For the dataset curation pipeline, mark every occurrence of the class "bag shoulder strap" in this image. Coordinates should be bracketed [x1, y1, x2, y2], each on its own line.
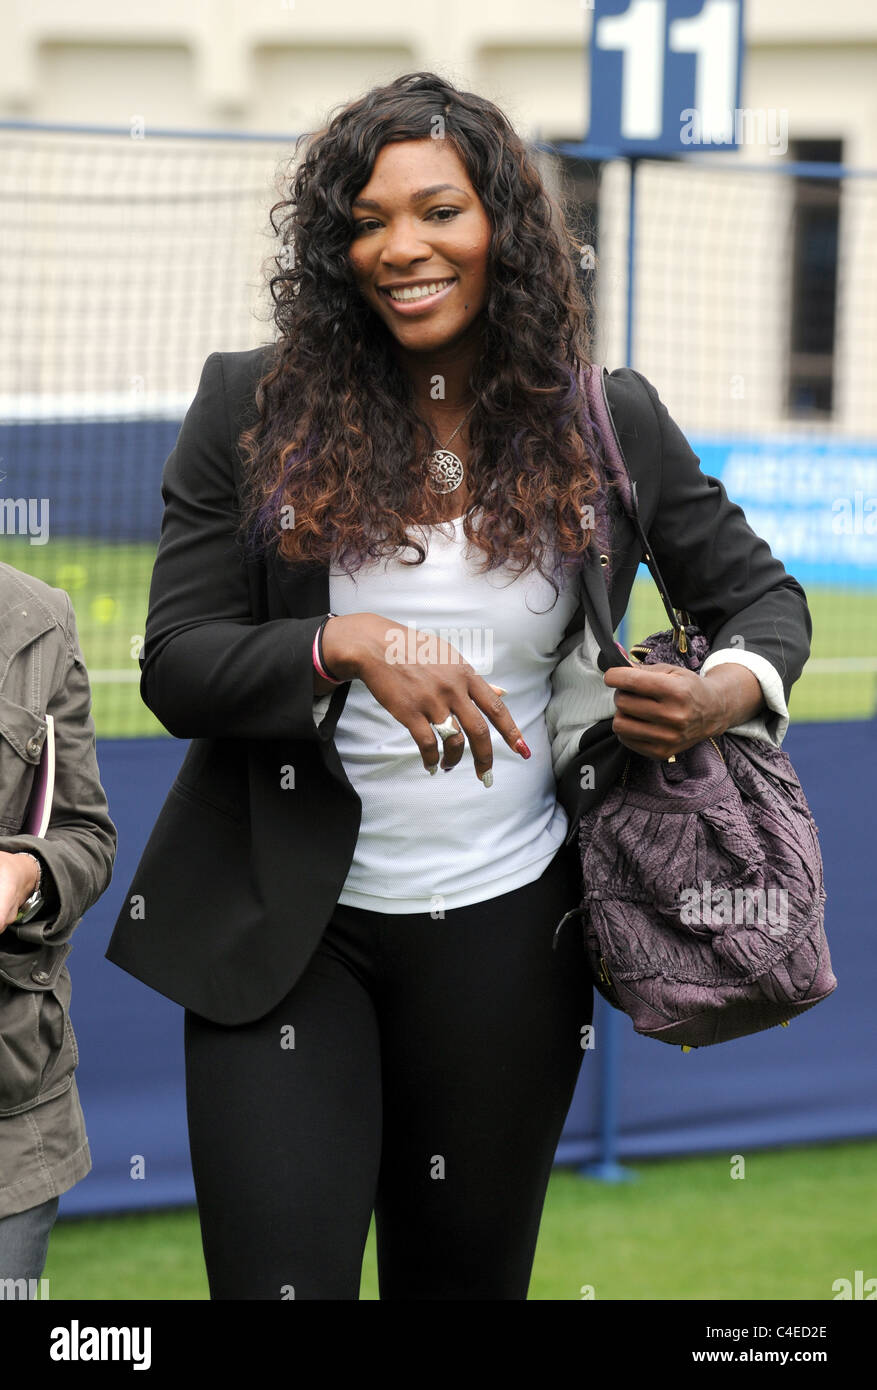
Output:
[580, 364, 688, 655]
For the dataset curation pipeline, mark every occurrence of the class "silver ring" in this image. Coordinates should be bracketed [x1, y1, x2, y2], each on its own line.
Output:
[433, 716, 460, 742]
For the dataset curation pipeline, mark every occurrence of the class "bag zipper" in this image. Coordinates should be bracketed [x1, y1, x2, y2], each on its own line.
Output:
[708, 736, 726, 764]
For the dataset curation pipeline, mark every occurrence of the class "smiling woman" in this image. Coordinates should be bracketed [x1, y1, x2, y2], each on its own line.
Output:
[236, 72, 604, 573]
[349, 149, 490, 343]
[346, 141, 492, 523]
[108, 69, 812, 1303]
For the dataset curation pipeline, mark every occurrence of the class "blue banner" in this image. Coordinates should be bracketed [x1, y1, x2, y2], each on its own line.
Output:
[692, 436, 877, 588]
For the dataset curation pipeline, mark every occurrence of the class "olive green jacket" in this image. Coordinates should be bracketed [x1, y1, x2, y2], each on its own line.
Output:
[0, 561, 116, 1219]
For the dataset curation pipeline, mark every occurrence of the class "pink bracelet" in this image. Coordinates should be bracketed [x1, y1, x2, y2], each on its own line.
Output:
[313, 619, 343, 685]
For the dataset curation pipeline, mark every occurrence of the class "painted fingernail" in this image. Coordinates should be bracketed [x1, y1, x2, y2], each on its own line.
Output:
[515, 738, 531, 759]
[489, 684, 508, 695]
[480, 770, 494, 787]
[427, 763, 438, 775]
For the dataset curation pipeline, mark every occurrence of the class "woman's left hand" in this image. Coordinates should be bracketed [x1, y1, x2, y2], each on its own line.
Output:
[603, 662, 764, 761]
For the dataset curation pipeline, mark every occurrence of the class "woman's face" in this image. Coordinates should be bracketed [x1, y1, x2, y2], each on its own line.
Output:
[348, 138, 491, 356]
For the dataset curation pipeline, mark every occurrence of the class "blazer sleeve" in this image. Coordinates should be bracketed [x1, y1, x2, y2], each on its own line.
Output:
[628, 368, 812, 709]
[139, 351, 339, 742]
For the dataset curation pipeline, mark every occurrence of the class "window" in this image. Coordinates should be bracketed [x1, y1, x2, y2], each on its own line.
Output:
[787, 138, 842, 418]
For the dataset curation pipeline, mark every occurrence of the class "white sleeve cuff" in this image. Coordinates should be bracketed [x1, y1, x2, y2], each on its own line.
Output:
[313, 692, 333, 728]
[699, 648, 790, 747]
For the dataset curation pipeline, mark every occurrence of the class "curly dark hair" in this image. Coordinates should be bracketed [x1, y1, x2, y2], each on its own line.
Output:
[236, 70, 612, 598]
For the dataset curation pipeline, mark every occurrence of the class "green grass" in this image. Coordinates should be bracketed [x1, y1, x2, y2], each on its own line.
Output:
[40, 1139, 877, 1300]
[0, 540, 159, 738]
[2, 539, 875, 735]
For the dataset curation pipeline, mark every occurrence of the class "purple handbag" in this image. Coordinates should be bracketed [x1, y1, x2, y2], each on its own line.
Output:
[553, 367, 836, 1048]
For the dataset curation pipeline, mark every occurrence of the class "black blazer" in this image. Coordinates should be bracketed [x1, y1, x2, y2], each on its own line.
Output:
[105, 347, 812, 1024]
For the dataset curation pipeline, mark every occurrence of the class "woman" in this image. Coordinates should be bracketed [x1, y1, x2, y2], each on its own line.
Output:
[106, 71, 810, 1300]
[0, 562, 116, 1293]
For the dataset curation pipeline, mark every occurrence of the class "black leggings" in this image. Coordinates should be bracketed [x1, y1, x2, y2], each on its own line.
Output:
[183, 842, 591, 1300]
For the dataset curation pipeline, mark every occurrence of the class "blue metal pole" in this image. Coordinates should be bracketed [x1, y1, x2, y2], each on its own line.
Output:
[624, 158, 638, 370]
[579, 156, 639, 1185]
[616, 153, 639, 653]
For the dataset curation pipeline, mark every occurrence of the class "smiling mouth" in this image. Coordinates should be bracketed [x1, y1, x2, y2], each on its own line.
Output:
[380, 278, 457, 304]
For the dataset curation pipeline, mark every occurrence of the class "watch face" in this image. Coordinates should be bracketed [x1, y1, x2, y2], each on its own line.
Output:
[15, 890, 43, 923]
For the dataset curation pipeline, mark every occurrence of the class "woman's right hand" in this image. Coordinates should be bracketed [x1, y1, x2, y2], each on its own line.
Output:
[321, 613, 531, 781]
[0, 851, 40, 932]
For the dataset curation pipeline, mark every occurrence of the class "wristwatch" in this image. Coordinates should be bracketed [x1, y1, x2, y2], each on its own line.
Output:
[13, 852, 44, 924]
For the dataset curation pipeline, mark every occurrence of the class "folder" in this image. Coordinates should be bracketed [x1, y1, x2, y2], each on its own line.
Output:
[20, 713, 55, 837]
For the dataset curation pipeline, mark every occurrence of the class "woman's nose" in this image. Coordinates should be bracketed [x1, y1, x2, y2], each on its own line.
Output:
[379, 217, 432, 268]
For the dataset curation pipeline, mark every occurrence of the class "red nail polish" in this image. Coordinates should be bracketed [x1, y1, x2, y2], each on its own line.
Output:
[515, 738, 531, 759]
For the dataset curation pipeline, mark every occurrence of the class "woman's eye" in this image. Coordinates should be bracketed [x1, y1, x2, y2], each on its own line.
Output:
[353, 207, 461, 235]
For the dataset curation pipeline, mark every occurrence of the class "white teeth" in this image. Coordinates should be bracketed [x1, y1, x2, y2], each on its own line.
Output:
[387, 279, 453, 302]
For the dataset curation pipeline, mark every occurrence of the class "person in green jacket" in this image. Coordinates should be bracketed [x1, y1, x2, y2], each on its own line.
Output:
[0, 561, 116, 1297]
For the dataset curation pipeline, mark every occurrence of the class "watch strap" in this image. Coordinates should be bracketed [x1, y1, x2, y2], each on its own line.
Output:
[13, 853, 44, 924]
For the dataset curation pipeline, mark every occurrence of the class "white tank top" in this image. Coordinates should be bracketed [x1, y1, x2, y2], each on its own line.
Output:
[328, 511, 580, 913]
